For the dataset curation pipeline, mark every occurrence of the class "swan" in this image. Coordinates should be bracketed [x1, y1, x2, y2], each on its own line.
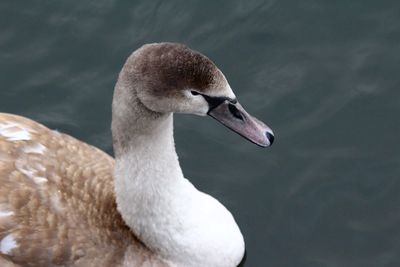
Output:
[0, 42, 274, 267]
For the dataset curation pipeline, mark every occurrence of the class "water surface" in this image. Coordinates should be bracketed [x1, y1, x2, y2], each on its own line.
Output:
[1, 1, 399, 266]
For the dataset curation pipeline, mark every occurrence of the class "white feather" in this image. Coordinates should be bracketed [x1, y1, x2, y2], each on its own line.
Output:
[22, 143, 46, 154]
[0, 122, 32, 141]
[0, 234, 17, 254]
[115, 114, 244, 267]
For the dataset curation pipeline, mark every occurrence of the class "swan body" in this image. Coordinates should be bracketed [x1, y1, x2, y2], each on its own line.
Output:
[0, 43, 274, 266]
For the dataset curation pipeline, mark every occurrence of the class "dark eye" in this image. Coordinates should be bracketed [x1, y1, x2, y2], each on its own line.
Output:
[191, 90, 200, 96]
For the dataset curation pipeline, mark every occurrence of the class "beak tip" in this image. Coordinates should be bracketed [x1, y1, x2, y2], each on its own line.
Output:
[266, 131, 274, 146]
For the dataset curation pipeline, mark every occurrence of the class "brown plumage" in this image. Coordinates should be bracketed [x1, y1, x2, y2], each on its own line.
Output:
[0, 113, 168, 266]
[132, 43, 222, 93]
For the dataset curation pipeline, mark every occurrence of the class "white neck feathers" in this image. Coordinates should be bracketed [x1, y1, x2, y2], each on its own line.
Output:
[112, 73, 244, 267]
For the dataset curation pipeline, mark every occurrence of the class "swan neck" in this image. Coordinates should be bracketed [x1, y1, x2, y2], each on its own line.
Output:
[110, 67, 244, 267]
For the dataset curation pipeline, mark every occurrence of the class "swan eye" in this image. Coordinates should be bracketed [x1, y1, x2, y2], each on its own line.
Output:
[190, 90, 200, 96]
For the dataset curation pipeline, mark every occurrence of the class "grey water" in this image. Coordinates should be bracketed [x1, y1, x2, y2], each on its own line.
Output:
[1, 1, 399, 266]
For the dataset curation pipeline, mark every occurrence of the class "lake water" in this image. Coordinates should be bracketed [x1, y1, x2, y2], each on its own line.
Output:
[1, 1, 399, 266]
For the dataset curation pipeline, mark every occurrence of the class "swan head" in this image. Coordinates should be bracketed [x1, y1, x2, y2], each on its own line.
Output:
[124, 42, 274, 147]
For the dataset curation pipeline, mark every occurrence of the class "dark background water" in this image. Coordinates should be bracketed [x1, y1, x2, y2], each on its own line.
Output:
[1, 1, 399, 266]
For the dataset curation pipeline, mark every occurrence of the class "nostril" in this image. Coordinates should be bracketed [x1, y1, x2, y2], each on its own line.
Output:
[228, 103, 244, 121]
[266, 132, 274, 145]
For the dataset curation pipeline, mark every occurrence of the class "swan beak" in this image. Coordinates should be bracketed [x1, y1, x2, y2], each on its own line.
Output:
[207, 100, 274, 147]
